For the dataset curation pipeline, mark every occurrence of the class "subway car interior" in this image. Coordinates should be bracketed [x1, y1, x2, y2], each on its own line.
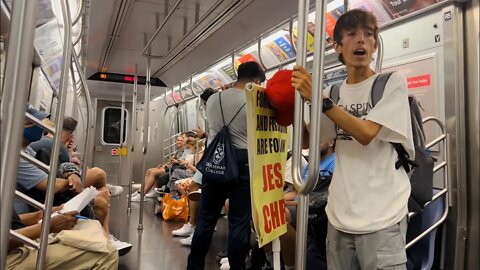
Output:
[0, 0, 479, 269]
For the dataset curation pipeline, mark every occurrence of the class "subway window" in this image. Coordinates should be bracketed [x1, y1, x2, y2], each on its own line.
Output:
[102, 107, 128, 145]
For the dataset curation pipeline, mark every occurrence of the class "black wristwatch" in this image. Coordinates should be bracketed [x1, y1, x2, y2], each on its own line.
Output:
[322, 97, 334, 113]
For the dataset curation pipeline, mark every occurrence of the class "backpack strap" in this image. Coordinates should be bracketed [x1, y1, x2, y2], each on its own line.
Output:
[219, 92, 226, 126]
[370, 72, 394, 107]
[392, 143, 417, 172]
[219, 92, 246, 127]
[330, 84, 340, 104]
[227, 103, 246, 127]
[370, 72, 417, 173]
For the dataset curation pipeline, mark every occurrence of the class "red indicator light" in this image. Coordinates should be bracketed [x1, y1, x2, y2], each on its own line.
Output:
[124, 76, 134, 82]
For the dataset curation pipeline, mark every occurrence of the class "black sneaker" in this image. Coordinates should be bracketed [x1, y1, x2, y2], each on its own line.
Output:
[154, 185, 169, 195]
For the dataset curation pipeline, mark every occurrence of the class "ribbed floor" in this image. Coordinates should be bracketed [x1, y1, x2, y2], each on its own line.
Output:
[109, 193, 228, 270]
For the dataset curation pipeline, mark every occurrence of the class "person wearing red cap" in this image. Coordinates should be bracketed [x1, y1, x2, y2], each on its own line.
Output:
[187, 61, 266, 270]
[291, 9, 413, 270]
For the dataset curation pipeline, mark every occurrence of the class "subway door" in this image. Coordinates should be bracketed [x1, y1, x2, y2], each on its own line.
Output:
[93, 99, 132, 186]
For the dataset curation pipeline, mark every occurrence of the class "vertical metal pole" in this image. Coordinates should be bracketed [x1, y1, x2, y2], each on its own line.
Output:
[291, 1, 309, 269]
[119, 86, 126, 185]
[0, 1, 38, 268]
[127, 64, 138, 213]
[36, 0, 72, 268]
[72, 53, 93, 182]
[70, 65, 78, 119]
[375, 35, 384, 73]
[292, 0, 328, 268]
[139, 33, 151, 230]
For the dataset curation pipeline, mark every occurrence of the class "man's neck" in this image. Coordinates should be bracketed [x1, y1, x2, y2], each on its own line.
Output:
[345, 66, 375, 84]
[232, 81, 248, 90]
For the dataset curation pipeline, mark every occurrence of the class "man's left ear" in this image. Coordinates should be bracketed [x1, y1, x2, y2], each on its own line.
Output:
[333, 41, 342, 54]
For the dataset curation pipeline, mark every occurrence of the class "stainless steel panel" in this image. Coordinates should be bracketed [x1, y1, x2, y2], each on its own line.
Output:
[464, 0, 480, 269]
[441, 4, 468, 270]
[93, 99, 132, 186]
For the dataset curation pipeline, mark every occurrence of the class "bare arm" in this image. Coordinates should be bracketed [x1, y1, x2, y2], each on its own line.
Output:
[324, 105, 381, 145]
[35, 178, 70, 193]
[292, 65, 381, 146]
[9, 211, 78, 251]
[18, 211, 42, 226]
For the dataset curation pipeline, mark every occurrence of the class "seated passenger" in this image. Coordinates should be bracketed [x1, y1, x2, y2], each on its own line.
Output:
[166, 137, 203, 192]
[29, 117, 123, 197]
[16, 105, 132, 255]
[7, 206, 118, 269]
[130, 132, 188, 201]
[277, 141, 335, 270]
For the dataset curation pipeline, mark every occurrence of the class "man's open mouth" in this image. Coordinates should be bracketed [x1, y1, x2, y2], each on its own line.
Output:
[353, 49, 367, 56]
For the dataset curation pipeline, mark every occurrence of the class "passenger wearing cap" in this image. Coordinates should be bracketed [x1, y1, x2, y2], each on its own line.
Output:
[6, 110, 119, 269]
[29, 116, 78, 164]
[15, 104, 132, 256]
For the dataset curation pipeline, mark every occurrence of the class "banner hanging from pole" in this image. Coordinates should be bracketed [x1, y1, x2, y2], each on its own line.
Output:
[245, 83, 289, 247]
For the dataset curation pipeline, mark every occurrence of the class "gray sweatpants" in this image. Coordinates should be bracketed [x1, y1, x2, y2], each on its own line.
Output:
[327, 217, 408, 270]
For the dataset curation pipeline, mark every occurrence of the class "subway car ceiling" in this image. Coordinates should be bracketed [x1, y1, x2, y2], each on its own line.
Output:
[85, 0, 301, 88]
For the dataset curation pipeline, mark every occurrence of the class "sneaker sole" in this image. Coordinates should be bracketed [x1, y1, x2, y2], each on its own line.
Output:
[172, 232, 193, 237]
[118, 245, 132, 256]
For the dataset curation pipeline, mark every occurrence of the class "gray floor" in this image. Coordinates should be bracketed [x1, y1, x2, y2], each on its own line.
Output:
[108, 194, 228, 270]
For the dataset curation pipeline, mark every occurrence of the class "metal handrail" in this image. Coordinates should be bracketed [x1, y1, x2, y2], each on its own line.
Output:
[36, 0, 73, 268]
[375, 35, 384, 73]
[119, 87, 126, 185]
[0, 1, 39, 267]
[25, 112, 56, 135]
[140, 0, 183, 57]
[15, 190, 45, 211]
[127, 64, 138, 213]
[406, 117, 449, 250]
[144, 0, 225, 60]
[20, 152, 50, 172]
[139, 33, 152, 229]
[72, 51, 94, 181]
[71, 0, 84, 25]
[70, 63, 79, 120]
[10, 230, 40, 249]
[293, 0, 327, 268]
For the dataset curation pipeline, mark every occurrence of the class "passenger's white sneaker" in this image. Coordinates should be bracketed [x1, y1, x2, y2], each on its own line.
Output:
[220, 257, 229, 265]
[106, 184, 124, 197]
[172, 222, 194, 237]
[132, 183, 141, 191]
[180, 233, 193, 246]
[220, 261, 230, 270]
[109, 234, 132, 256]
[130, 191, 146, 202]
[145, 189, 157, 198]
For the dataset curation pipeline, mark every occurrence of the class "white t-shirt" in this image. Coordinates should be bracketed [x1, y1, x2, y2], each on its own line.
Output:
[321, 72, 414, 234]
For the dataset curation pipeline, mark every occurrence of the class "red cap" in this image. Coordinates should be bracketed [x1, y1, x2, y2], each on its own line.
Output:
[266, 70, 295, 126]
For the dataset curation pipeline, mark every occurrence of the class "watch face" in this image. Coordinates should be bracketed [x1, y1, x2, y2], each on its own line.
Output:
[323, 98, 334, 112]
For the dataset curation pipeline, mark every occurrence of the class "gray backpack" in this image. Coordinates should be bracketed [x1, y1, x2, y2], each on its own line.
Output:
[330, 72, 434, 213]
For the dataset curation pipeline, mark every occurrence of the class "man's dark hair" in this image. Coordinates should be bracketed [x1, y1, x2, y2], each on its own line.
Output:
[200, 88, 217, 102]
[237, 61, 266, 83]
[63, 116, 78, 132]
[333, 9, 378, 64]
